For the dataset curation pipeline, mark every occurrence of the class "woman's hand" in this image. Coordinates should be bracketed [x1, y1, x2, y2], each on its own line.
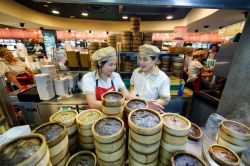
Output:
[147, 100, 164, 113]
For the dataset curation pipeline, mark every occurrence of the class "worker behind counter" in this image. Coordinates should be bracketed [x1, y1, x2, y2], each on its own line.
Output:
[186, 50, 213, 92]
[130, 44, 171, 113]
[81, 47, 132, 110]
[0, 47, 34, 86]
[0, 61, 23, 90]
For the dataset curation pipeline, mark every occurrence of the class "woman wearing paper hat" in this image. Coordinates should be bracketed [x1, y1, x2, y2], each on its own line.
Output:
[81, 46, 131, 109]
[130, 44, 171, 113]
[187, 50, 212, 92]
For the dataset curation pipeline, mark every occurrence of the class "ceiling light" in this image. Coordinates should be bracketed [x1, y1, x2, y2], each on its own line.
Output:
[52, 10, 60, 14]
[204, 25, 209, 29]
[47, 2, 52, 3]
[81, 12, 88, 16]
[43, 4, 49, 7]
[166, 15, 173, 20]
[122, 16, 128, 20]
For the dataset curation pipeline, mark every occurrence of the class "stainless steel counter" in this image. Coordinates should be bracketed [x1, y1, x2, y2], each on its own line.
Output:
[39, 93, 87, 105]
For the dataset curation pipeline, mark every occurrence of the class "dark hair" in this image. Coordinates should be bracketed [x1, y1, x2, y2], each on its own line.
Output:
[96, 60, 108, 69]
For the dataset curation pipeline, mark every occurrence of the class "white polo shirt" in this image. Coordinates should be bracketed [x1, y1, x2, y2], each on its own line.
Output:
[130, 67, 171, 101]
[7, 59, 27, 75]
[187, 60, 204, 82]
[81, 71, 126, 95]
[0, 62, 10, 77]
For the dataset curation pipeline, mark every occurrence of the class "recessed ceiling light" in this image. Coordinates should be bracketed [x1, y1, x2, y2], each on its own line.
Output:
[81, 12, 88, 16]
[122, 16, 128, 20]
[43, 4, 49, 7]
[166, 15, 173, 20]
[52, 10, 60, 14]
[47, 2, 52, 3]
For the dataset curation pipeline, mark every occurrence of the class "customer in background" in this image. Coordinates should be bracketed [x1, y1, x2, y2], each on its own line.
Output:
[81, 47, 132, 110]
[207, 44, 219, 60]
[130, 44, 171, 113]
[0, 47, 34, 85]
[187, 50, 213, 92]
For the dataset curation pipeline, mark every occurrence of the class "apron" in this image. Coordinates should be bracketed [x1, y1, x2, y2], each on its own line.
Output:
[86, 75, 116, 109]
[192, 74, 202, 92]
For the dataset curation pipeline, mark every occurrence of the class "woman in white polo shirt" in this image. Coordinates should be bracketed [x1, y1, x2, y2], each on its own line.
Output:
[130, 44, 171, 113]
[0, 62, 22, 89]
[187, 50, 212, 92]
[81, 47, 131, 110]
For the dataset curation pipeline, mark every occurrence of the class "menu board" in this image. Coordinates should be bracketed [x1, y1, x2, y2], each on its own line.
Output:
[42, 30, 56, 56]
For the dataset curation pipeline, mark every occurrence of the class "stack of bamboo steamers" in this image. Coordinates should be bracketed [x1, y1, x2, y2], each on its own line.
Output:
[92, 116, 126, 165]
[159, 113, 191, 166]
[128, 108, 163, 166]
[217, 120, 250, 154]
[76, 109, 102, 150]
[101, 91, 125, 118]
[33, 122, 70, 166]
[49, 110, 79, 154]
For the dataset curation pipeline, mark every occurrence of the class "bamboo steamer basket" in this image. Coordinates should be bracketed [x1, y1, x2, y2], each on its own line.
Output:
[129, 135, 160, 154]
[96, 143, 125, 162]
[159, 155, 169, 165]
[172, 57, 184, 63]
[102, 105, 123, 115]
[172, 69, 183, 74]
[79, 135, 94, 144]
[130, 16, 141, 21]
[217, 137, 247, 154]
[143, 41, 152, 44]
[69, 132, 78, 145]
[171, 151, 207, 166]
[172, 66, 183, 70]
[162, 113, 191, 136]
[159, 147, 173, 160]
[37, 148, 50, 166]
[80, 142, 95, 150]
[130, 129, 161, 144]
[129, 155, 158, 166]
[128, 145, 158, 163]
[121, 44, 131, 49]
[33, 122, 68, 158]
[122, 31, 132, 36]
[51, 145, 68, 165]
[79, 128, 93, 137]
[101, 92, 125, 107]
[122, 48, 131, 52]
[162, 131, 188, 145]
[209, 144, 240, 166]
[97, 154, 125, 166]
[92, 117, 124, 144]
[0, 134, 49, 166]
[241, 150, 250, 166]
[50, 110, 78, 127]
[50, 110, 78, 135]
[55, 151, 70, 166]
[218, 128, 250, 146]
[125, 98, 148, 114]
[101, 112, 123, 119]
[94, 134, 125, 153]
[121, 36, 131, 40]
[66, 150, 97, 166]
[77, 109, 102, 130]
[128, 108, 163, 135]
[220, 120, 250, 140]
[188, 123, 203, 141]
[160, 140, 186, 153]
